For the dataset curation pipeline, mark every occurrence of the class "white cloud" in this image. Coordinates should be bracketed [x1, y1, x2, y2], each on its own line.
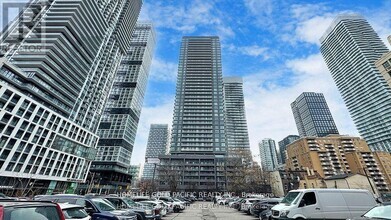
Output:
[367, 4, 391, 49]
[244, 53, 359, 161]
[291, 3, 329, 20]
[226, 44, 271, 60]
[149, 58, 177, 82]
[286, 53, 328, 76]
[140, 0, 234, 39]
[240, 45, 268, 57]
[295, 15, 335, 45]
[131, 97, 174, 165]
[244, 0, 273, 18]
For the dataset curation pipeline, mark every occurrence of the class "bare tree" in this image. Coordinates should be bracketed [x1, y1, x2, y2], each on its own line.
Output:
[138, 179, 154, 195]
[226, 149, 269, 194]
[157, 165, 181, 192]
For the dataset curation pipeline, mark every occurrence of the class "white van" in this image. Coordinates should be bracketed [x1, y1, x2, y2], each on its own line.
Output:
[271, 189, 377, 219]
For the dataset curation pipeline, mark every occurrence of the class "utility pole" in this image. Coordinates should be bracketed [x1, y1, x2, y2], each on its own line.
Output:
[152, 163, 157, 193]
[362, 168, 377, 195]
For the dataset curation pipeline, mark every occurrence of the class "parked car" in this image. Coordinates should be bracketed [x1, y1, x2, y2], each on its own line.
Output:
[173, 197, 190, 206]
[217, 198, 228, 205]
[138, 200, 166, 220]
[0, 200, 66, 220]
[271, 189, 377, 220]
[241, 198, 262, 214]
[259, 209, 273, 220]
[121, 197, 157, 216]
[131, 197, 152, 203]
[102, 196, 155, 220]
[230, 198, 244, 209]
[157, 196, 185, 212]
[59, 203, 91, 220]
[236, 198, 247, 211]
[250, 198, 282, 217]
[0, 193, 8, 198]
[36, 195, 137, 220]
[349, 202, 391, 220]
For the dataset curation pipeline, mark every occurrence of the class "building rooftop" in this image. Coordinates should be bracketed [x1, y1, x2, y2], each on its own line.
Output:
[324, 173, 368, 180]
[320, 14, 365, 43]
[223, 77, 243, 83]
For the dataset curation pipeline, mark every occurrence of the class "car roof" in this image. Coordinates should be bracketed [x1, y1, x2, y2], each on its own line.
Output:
[42, 195, 85, 199]
[58, 203, 84, 209]
[289, 189, 370, 193]
[0, 201, 57, 207]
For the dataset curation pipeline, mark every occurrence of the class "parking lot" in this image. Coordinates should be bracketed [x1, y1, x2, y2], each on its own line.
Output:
[162, 201, 257, 220]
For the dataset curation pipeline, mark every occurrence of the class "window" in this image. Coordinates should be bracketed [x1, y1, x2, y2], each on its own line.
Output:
[301, 192, 317, 206]
[7, 206, 60, 220]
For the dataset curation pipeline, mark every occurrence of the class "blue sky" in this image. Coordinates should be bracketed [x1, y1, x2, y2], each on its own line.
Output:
[133, 0, 391, 165]
[1, 0, 391, 166]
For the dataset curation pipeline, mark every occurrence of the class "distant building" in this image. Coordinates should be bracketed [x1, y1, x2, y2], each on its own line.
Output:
[223, 77, 251, 154]
[320, 14, 391, 152]
[259, 139, 279, 172]
[286, 135, 389, 193]
[375, 47, 391, 90]
[142, 124, 170, 179]
[324, 174, 379, 197]
[270, 171, 284, 197]
[129, 165, 141, 188]
[278, 135, 300, 164]
[373, 151, 391, 191]
[291, 92, 339, 137]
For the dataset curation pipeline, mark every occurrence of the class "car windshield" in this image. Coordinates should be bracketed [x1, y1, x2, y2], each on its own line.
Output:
[136, 202, 154, 209]
[363, 205, 391, 219]
[122, 198, 137, 206]
[281, 192, 301, 205]
[91, 198, 116, 211]
[63, 207, 89, 218]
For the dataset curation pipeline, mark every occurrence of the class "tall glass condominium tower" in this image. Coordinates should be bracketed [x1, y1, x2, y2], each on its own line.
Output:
[291, 92, 339, 137]
[0, 0, 141, 194]
[259, 138, 279, 172]
[142, 124, 170, 179]
[320, 14, 391, 152]
[90, 22, 155, 190]
[223, 77, 251, 155]
[160, 36, 227, 191]
[170, 36, 226, 155]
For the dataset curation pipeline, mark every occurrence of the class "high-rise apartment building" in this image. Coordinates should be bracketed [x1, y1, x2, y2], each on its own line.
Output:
[223, 77, 250, 153]
[0, 0, 142, 195]
[142, 124, 170, 180]
[88, 22, 155, 192]
[291, 92, 339, 137]
[159, 36, 227, 191]
[286, 135, 389, 192]
[320, 14, 391, 152]
[373, 152, 391, 191]
[169, 37, 226, 155]
[278, 135, 300, 164]
[129, 165, 141, 187]
[375, 35, 391, 89]
[259, 139, 279, 172]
